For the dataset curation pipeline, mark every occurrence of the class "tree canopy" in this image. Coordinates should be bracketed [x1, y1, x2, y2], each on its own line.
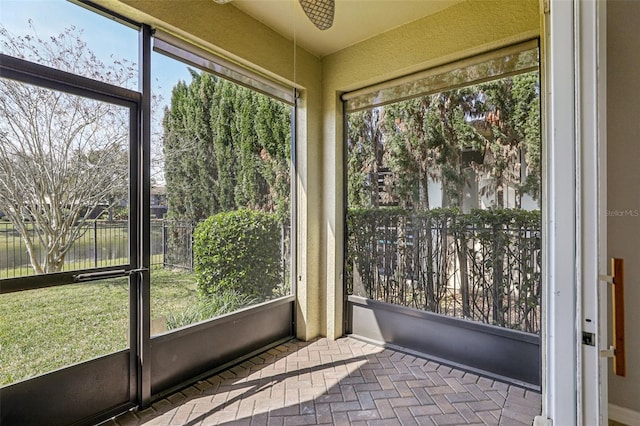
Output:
[162, 72, 292, 222]
[347, 72, 541, 211]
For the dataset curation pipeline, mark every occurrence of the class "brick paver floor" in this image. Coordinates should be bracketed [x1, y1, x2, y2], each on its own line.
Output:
[108, 337, 541, 425]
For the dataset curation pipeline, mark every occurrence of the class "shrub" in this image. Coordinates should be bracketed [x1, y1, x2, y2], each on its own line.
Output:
[193, 209, 282, 299]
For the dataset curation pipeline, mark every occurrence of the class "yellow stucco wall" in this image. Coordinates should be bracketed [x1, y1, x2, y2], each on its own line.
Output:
[320, 0, 540, 338]
[94, 0, 540, 341]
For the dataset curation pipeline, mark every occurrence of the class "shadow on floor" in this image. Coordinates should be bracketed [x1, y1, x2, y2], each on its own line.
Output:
[110, 337, 541, 425]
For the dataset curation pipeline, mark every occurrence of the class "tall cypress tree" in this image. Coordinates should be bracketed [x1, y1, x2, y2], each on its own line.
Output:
[162, 71, 291, 222]
[255, 94, 291, 220]
[210, 80, 237, 212]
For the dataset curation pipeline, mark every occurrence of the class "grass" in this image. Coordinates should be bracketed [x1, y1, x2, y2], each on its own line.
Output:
[0, 267, 198, 386]
[164, 290, 257, 331]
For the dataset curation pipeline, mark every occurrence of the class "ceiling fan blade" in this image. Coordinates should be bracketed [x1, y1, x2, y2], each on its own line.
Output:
[299, 0, 335, 30]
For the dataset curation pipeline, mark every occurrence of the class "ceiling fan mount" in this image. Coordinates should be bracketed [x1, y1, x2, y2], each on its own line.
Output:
[213, 0, 335, 31]
[298, 0, 335, 30]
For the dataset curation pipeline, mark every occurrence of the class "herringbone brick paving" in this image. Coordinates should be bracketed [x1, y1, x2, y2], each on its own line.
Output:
[109, 338, 541, 425]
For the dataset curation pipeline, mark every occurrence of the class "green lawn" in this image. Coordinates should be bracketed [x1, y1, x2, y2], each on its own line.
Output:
[0, 268, 198, 385]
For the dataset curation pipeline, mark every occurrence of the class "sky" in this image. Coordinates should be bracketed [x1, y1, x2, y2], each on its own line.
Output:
[0, 0, 193, 110]
[0, 0, 197, 183]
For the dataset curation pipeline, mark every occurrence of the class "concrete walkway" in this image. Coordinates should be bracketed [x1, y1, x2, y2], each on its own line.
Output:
[109, 337, 541, 425]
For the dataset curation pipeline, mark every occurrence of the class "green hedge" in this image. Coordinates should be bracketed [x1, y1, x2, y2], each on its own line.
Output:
[193, 209, 281, 299]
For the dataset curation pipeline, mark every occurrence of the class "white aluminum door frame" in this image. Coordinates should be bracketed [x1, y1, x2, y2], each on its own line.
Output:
[540, 0, 607, 425]
[578, 0, 608, 424]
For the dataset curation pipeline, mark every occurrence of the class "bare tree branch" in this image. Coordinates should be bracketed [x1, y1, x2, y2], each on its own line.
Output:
[0, 24, 133, 273]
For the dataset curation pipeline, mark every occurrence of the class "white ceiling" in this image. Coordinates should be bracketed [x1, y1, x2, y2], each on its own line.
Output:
[230, 0, 465, 58]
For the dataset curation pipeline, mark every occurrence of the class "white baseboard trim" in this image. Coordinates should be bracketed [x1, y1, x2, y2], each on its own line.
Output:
[609, 403, 640, 425]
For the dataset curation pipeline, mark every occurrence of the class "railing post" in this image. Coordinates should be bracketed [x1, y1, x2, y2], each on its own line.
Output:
[190, 222, 194, 273]
[492, 222, 506, 327]
[94, 220, 98, 268]
[162, 221, 167, 269]
[281, 223, 285, 284]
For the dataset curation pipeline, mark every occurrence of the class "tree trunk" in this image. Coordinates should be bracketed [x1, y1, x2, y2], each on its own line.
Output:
[24, 241, 44, 275]
[496, 175, 504, 208]
[45, 250, 65, 273]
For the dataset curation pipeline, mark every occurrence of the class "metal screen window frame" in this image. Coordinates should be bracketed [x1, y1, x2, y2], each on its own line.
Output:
[343, 39, 539, 113]
[146, 30, 298, 401]
[153, 30, 297, 106]
[0, 54, 142, 293]
[342, 39, 543, 388]
[0, 42, 144, 425]
[149, 30, 298, 308]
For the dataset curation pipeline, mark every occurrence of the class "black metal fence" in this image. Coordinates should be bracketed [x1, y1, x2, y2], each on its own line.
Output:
[153, 220, 195, 271]
[346, 209, 542, 334]
[0, 220, 196, 278]
[0, 219, 288, 279]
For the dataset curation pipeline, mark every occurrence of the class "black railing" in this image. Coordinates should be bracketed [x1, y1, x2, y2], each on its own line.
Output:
[0, 219, 195, 278]
[155, 220, 195, 271]
[0, 220, 130, 277]
[346, 209, 542, 334]
[1, 219, 287, 279]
